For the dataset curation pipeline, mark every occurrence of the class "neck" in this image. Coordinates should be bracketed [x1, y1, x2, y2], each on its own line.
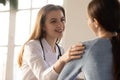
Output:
[45, 37, 57, 53]
[98, 29, 115, 39]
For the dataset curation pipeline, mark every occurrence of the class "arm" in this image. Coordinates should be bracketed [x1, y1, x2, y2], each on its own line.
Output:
[57, 58, 83, 80]
[58, 38, 112, 80]
[24, 42, 58, 80]
[57, 42, 91, 80]
[24, 41, 84, 80]
[53, 43, 84, 74]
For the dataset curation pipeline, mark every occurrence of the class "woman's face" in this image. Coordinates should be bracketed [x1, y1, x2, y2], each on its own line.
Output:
[44, 10, 65, 39]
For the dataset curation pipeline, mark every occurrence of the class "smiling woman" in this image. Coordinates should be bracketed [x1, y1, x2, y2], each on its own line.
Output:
[17, 4, 84, 80]
[0, 1, 64, 80]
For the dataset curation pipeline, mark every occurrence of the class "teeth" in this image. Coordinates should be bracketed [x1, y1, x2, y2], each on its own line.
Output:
[55, 29, 63, 33]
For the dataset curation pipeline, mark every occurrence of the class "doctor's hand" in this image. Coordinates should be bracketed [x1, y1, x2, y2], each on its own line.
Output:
[53, 42, 85, 73]
[60, 43, 85, 63]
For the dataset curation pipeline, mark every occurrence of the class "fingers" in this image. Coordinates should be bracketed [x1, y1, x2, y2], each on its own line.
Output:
[72, 43, 83, 47]
[68, 43, 85, 60]
[61, 42, 85, 63]
[69, 50, 84, 56]
[69, 51, 83, 59]
[70, 46, 84, 52]
[70, 55, 81, 60]
[70, 43, 85, 52]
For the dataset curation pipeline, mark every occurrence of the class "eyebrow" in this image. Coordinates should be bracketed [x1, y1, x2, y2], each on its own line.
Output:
[50, 18, 57, 20]
[49, 16, 65, 21]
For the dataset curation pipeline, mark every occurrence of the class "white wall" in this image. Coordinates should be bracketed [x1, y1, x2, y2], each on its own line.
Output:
[62, 0, 95, 50]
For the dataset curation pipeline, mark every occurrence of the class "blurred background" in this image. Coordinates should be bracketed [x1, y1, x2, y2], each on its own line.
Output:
[0, 0, 95, 80]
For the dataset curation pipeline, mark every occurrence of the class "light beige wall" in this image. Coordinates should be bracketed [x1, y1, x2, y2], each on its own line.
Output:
[62, 0, 95, 50]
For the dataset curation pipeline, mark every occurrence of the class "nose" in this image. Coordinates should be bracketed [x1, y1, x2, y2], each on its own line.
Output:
[57, 23, 64, 30]
[57, 21, 64, 28]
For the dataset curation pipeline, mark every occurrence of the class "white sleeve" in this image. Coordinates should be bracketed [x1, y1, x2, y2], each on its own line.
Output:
[23, 41, 58, 80]
[42, 66, 58, 80]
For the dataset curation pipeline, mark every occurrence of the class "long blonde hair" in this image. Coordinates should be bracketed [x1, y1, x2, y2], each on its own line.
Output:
[18, 4, 65, 67]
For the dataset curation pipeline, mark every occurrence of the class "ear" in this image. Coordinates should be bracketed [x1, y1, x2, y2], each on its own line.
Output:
[93, 18, 99, 28]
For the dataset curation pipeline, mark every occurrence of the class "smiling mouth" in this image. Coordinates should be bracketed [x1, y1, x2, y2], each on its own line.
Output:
[55, 29, 63, 33]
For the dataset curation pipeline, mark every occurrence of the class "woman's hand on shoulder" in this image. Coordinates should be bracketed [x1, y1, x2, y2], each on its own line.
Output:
[60, 43, 85, 63]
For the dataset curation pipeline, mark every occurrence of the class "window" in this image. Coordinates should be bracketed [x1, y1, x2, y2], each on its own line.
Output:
[0, 2, 9, 80]
[0, 0, 63, 80]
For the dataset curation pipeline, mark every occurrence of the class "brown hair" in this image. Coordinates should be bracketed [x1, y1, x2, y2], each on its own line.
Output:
[88, 0, 120, 80]
[18, 4, 65, 67]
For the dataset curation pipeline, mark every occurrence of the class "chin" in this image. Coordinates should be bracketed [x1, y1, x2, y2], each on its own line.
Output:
[57, 35, 63, 38]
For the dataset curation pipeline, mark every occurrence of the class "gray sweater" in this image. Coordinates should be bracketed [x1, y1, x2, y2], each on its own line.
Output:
[58, 38, 113, 80]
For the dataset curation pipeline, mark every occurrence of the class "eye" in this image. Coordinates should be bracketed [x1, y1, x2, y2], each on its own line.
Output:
[61, 18, 65, 22]
[51, 20, 57, 23]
